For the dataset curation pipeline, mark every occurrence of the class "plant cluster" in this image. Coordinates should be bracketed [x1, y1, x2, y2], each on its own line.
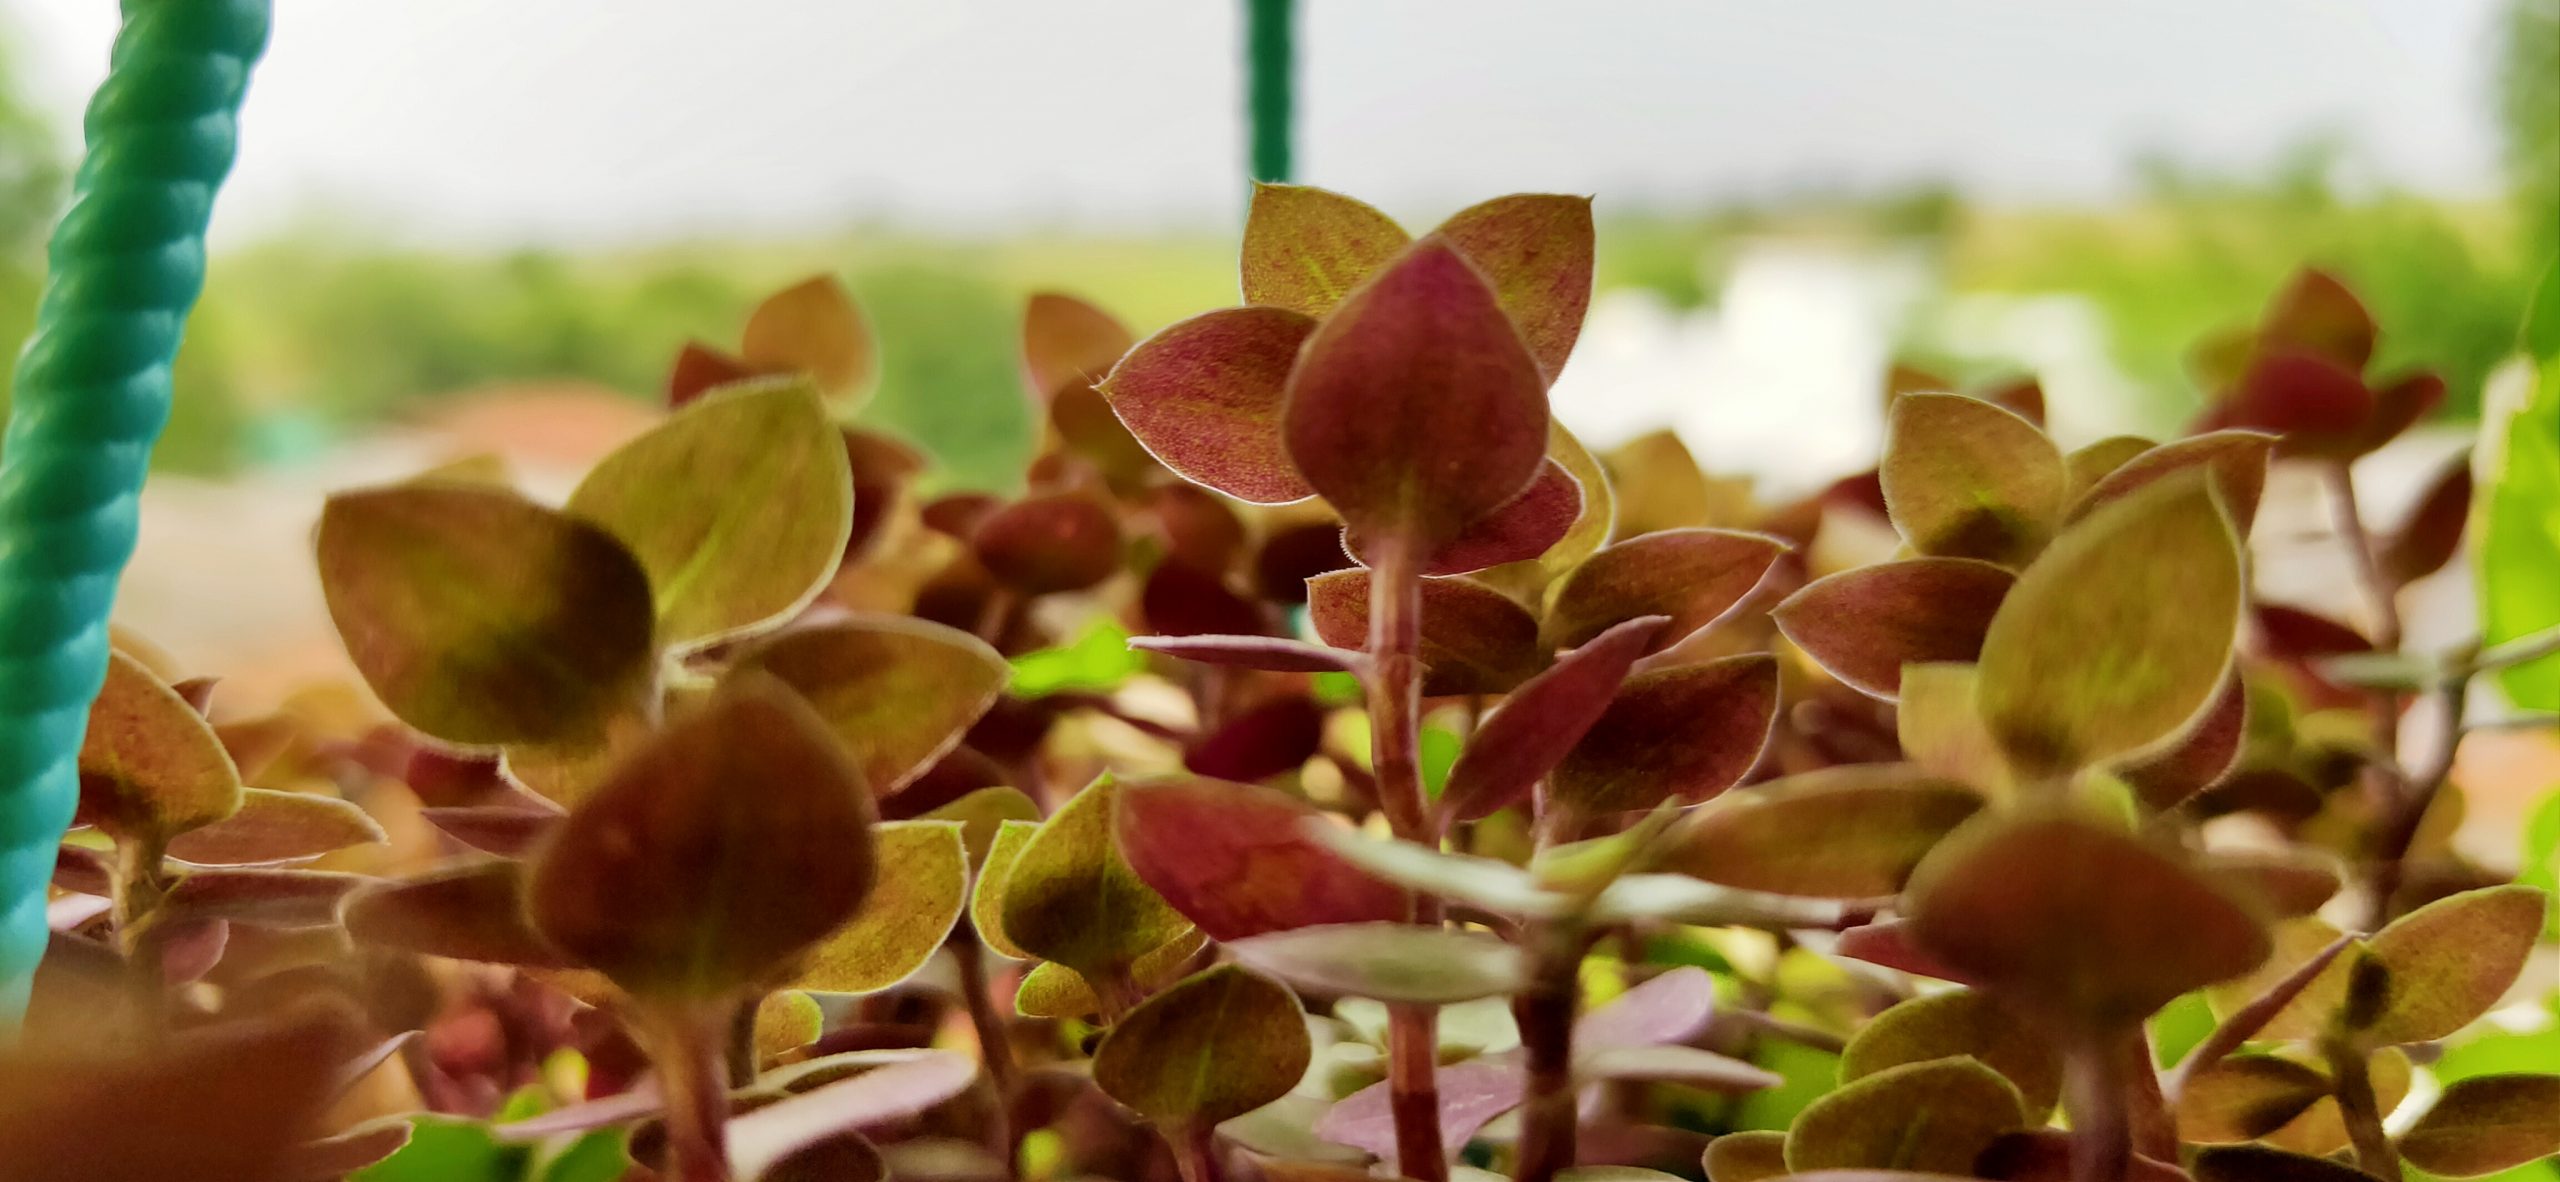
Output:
[12, 185, 2557, 1182]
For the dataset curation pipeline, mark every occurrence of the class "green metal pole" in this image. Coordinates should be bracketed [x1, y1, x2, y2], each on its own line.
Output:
[0, 0, 270, 1021]
[1246, 0, 1294, 184]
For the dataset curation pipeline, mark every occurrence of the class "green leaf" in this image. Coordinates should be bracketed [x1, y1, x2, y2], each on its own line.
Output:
[1660, 765, 1982, 899]
[1010, 618, 1149, 698]
[740, 275, 877, 407]
[2068, 430, 2275, 533]
[1896, 662, 2013, 795]
[77, 650, 243, 842]
[1224, 922, 1529, 1004]
[1904, 810, 2270, 1031]
[530, 680, 878, 1000]
[919, 785, 1040, 866]
[163, 788, 385, 865]
[1432, 193, 1595, 380]
[1093, 965, 1312, 1128]
[1239, 183, 1411, 317]
[969, 819, 1040, 959]
[795, 821, 967, 994]
[732, 616, 1007, 795]
[2355, 883, 2549, 1045]
[1282, 237, 1551, 555]
[1544, 528, 1788, 653]
[1549, 654, 1779, 815]
[1975, 469, 2242, 779]
[1013, 930, 1208, 1021]
[2478, 343, 2560, 711]
[2400, 1073, 2560, 1177]
[318, 482, 656, 747]
[1702, 1130, 1788, 1182]
[2172, 1053, 2331, 1142]
[567, 379, 852, 648]
[1782, 1055, 2026, 1173]
[998, 778, 1189, 985]
[755, 990, 824, 1059]
[1880, 392, 2068, 565]
[1099, 305, 1318, 504]
[1839, 989, 2063, 1121]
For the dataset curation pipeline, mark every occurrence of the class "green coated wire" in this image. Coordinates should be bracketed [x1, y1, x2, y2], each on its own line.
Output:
[1246, 0, 1294, 184]
[0, 0, 270, 1021]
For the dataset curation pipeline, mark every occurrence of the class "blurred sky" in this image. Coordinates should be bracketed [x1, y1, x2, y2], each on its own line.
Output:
[0, 0, 2517, 245]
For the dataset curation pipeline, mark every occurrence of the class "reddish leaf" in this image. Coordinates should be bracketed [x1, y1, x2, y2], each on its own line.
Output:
[1772, 558, 2013, 699]
[1977, 1131, 2189, 1182]
[419, 803, 559, 858]
[1438, 616, 1668, 824]
[2260, 268, 2376, 372]
[1433, 193, 1596, 380]
[2355, 369, 2445, 453]
[1256, 520, 1358, 603]
[1239, 183, 1411, 317]
[2063, 435, 2157, 504]
[2222, 350, 2374, 454]
[1316, 1057, 1524, 1162]
[1022, 291, 1134, 403]
[741, 275, 876, 404]
[157, 868, 368, 928]
[163, 788, 387, 865]
[1099, 306, 1318, 504]
[667, 340, 758, 407]
[1351, 457, 1583, 576]
[842, 428, 924, 559]
[1282, 237, 1551, 555]
[1549, 654, 1779, 815]
[735, 615, 1008, 796]
[1835, 919, 1976, 984]
[2379, 453, 2472, 586]
[1117, 777, 1408, 941]
[1660, 765, 1985, 898]
[1545, 529, 1788, 653]
[973, 491, 1123, 595]
[343, 860, 572, 968]
[1149, 485, 1249, 575]
[1577, 965, 1718, 1050]
[2118, 672, 2247, 811]
[1185, 695, 1325, 783]
[1982, 376, 2048, 426]
[1130, 633, 1365, 674]
[2191, 1145, 2377, 1182]
[1308, 570, 1544, 696]
[2254, 603, 2372, 660]
[1142, 561, 1265, 638]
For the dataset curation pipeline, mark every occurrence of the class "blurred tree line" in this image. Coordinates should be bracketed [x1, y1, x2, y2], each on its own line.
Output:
[2, 4, 2555, 484]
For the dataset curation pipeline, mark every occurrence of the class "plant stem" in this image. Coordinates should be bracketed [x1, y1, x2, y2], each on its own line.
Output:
[724, 996, 759, 1088]
[647, 1006, 734, 1182]
[1169, 1122, 1223, 1182]
[1367, 540, 1448, 1182]
[2064, 1037, 2131, 1182]
[2322, 1037, 2397, 1176]
[111, 836, 171, 1039]
[2323, 460, 2402, 655]
[2165, 933, 2355, 1100]
[951, 927, 1021, 1180]
[2119, 1030, 2177, 1162]
[1511, 924, 1581, 1182]
[2364, 670, 2470, 931]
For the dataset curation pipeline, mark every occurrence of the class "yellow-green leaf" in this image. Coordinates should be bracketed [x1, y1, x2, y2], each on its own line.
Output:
[732, 616, 1007, 794]
[2398, 1073, 2560, 1176]
[998, 779, 1188, 986]
[795, 821, 967, 995]
[1839, 988, 2063, 1120]
[77, 651, 243, 842]
[2355, 883, 2548, 1045]
[970, 818, 1040, 959]
[1974, 470, 2242, 779]
[568, 380, 852, 648]
[1239, 183, 1410, 317]
[1659, 765, 1982, 899]
[1093, 965, 1311, 1127]
[318, 482, 655, 747]
[1880, 392, 2068, 565]
[1783, 1055, 2026, 1173]
[1702, 1130, 1788, 1182]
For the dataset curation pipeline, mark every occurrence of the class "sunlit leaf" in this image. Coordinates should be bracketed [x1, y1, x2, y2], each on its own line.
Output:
[1240, 183, 1411, 317]
[1880, 392, 2067, 565]
[1282, 237, 1550, 554]
[1772, 558, 2013, 699]
[755, 990, 824, 1060]
[1433, 193, 1596, 380]
[1226, 923, 1529, 1004]
[2477, 340, 2560, 710]
[740, 275, 876, 406]
[918, 785, 1039, 866]
[530, 680, 877, 1000]
[998, 778, 1188, 986]
[1307, 570, 1544, 695]
[795, 821, 967, 995]
[1904, 810, 2269, 1030]
[1840, 988, 2062, 1120]
[1116, 777, 1408, 940]
[2354, 883, 2547, 1045]
[1549, 654, 1779, 815]
[1702, 1130, 1788, 1182]
[568, 379, 851, 648]
[968, 818, 1040, 959]
[1440, 615, 1666, 824]
[1975, 470, 2242, 779]
[1544, 529, 1787, 653]
[319, 482, 655, 746]
[78, 651, 243, 841]
[1660, 766, 1982, 898]
[1782, 1055, 2026, 1173]
[733, 615, 1007, 794]
[1094, 965, 1312, 1127]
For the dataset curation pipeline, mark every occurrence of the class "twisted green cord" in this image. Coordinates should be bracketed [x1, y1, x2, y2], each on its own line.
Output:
[0, 0, 269, 1020]
[1246, 0, 1293, 183]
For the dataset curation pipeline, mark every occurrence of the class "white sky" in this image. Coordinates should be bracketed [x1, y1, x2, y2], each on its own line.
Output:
[0, 0, 2516, 247]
